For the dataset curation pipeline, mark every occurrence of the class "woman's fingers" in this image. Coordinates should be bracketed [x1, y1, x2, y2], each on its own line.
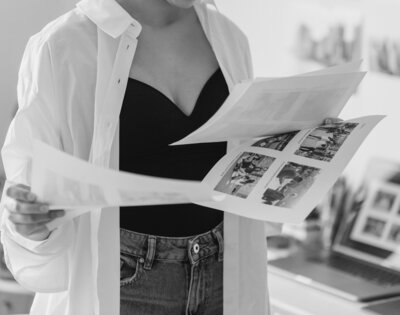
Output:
[12, 222, 50, 238]
[3, 184, 63, 241]
[5, 199, 49, 214]
[323, 117, 343, 125]
[8, 210, 64, 240]
[6, 185, 37, 203]
[8, 210, 65, 225]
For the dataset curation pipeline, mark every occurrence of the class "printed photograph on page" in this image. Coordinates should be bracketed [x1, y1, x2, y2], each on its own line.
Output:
[251, 131, 299, 151]
[214, 152, 275, 199]
[261, 162, 320, 208]
[294, 122, 358, 162]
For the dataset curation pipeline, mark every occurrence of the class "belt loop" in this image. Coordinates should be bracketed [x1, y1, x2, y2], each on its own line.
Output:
[143, 235, 156, 270]
[212, 226, 224, 262]
[187, 238, 196, 265]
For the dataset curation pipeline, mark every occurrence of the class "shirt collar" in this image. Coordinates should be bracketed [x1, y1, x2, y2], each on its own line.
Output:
[76, 0, 141, 38]
[76, 0, 216, 39]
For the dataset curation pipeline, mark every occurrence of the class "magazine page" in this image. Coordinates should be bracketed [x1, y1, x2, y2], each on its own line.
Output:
[197, 116, 384, 223]
[30, 140, 223, 211]
[172, 69, 365, 145]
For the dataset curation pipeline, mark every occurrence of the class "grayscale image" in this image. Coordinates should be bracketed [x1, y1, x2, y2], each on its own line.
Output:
[214, 152, 275, 199]
[262, 162, 320, 208]
[0, 0, 396, 313]
[295, 122, 358, 162]
[252, 131, 299, 151]
[370, 38, 400, 77]
[372, 190, 396, 212]
[362, 217, 386, 238]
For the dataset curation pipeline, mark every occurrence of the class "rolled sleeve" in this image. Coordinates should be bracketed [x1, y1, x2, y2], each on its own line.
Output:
[0, 213, 73, 292]
[0, 34, 74, 292]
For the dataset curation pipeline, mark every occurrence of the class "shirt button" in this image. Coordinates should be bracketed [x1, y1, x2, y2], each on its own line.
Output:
[193, 243, 200, 254]
[139, 257, 145, 264]
[117, 78, 121, 84]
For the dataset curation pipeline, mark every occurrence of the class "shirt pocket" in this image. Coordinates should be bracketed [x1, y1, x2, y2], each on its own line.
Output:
[120, 252, 144, 287]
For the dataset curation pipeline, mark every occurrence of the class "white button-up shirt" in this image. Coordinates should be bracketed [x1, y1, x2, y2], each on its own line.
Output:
[0, 0, 281, 314]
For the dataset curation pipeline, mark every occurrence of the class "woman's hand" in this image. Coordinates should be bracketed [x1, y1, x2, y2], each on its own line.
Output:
[4, 184, 65, 241]
[322, 117, 343, 125]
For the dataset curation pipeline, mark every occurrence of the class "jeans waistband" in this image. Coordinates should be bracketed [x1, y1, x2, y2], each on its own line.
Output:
[120, 221, 224, 268]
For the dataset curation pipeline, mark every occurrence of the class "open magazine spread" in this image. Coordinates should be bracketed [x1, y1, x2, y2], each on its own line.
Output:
[196, 116, 383, 223]
[31, 116, 383, 226]
[27, 62, 384, 225]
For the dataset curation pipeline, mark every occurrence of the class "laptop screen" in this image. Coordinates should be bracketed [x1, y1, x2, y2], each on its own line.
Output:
[336, 210, 393, 260]
[333, 175, 400, 268]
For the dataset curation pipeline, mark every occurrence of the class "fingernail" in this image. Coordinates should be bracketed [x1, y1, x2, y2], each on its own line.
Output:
[56, 210, 65, 217]
[40, 205, 49, 212]
[27, 193, 36, 201]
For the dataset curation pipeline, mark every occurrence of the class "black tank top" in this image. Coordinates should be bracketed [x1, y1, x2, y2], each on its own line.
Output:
[119, 68, 228, 236]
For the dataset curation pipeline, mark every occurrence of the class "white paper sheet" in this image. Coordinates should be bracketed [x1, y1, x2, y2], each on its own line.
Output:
[298, 60, 362, 76]
[172, 64, 365, 145]
[31, 116, 383, 226]
[31, 140, 223, 211]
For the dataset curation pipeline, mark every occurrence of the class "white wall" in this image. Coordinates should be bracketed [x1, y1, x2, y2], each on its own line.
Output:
[218, 0, 400, 183]
[0, 0, 77, 173]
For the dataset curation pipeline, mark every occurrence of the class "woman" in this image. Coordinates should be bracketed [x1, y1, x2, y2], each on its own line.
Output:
[1, 0, 338, 314]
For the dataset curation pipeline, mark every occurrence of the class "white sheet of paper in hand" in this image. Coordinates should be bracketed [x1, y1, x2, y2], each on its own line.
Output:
[31, 116, 382, 227]
[172, 67, 365, 145]
[31, 140, 223, 212]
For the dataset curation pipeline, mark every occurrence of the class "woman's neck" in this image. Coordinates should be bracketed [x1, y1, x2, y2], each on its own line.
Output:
[117, 0, 192, 27]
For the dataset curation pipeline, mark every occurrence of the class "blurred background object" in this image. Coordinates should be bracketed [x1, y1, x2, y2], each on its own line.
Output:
[267, 175, 366, 260]
[267, 157, 400, 314]
[218, 0, 400, 186]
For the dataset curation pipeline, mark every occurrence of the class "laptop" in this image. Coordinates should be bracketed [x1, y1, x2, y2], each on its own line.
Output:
[269, 178, 400, 302]
[363, 299, 400, 315]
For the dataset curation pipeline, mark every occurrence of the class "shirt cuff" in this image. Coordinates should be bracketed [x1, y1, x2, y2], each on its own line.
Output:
[4, 217, 49, 251]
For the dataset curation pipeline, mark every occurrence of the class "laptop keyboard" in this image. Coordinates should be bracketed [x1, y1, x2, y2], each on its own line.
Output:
[327, 254, 400, 286]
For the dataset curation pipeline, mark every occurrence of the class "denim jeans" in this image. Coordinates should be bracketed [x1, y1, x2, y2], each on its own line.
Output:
[120, 221, 224, 315]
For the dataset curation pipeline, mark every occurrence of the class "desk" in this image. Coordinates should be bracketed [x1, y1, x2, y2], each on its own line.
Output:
[268, 267, 400, 315]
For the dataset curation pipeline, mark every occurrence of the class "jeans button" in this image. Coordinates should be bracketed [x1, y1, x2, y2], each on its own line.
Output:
[193, 243, 200, 254]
